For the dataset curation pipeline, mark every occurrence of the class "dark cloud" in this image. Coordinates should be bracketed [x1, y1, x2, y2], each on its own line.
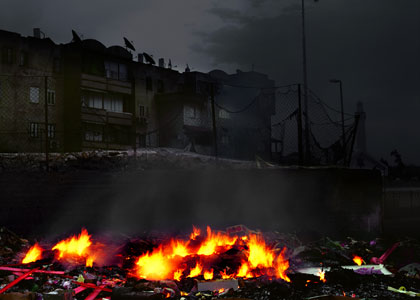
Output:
[197, 0, 420, 164]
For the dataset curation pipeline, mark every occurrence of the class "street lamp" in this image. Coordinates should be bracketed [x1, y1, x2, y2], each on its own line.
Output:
[301, 0, 319, 164]
[329, 79, 346, 162]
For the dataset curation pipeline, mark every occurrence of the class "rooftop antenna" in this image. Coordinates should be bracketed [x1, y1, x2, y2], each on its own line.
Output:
[123, 37, 136, 51]
[168, 59, 172, 69]
[143, 52, 156, 65]
[71, 30, 82, 43]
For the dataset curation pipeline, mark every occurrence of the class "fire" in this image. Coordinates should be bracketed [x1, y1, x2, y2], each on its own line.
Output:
[173, 269, 184, 281]
[86, 256, 95, 267]
[247, 234, 274, 269]
[131, 226, 291, 282]
[197, 226, 238, 256]
[353, 255, 363, 266]
[275, 248, 291, 282]
[204, 269, 214, 280]
[52, 229, 95, 267]
[236, 262, 252, 278]
[135, 246, 175, 280]
[170, 240, 190, 258]
[190, 226, 201, 240]
[22, 243, 43, 264]
[187, 262, 203, 278]
[220, 269, 234, 279]
[318, 269, 326, 283]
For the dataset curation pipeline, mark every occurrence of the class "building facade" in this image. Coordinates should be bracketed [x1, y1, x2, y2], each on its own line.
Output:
[0, 28, 277, 161]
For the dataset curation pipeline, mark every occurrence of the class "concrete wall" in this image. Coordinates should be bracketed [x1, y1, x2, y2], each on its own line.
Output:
[0, 167, 382, 238]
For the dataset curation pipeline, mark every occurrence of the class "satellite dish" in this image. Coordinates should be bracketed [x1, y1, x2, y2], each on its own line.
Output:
[123, 37, 136, 51]
[143, 52, 156, 65]
[71, 30, 82, 43]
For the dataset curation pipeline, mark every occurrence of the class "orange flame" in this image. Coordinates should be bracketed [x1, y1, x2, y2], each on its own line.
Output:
[173, 269, 184, 281]
[187, 262, 203, 278]
[190, 226, 201, 240]
[204, 269, 214, 280]
[275, 248, 291, 282]
[247, 234, 274, 269]
[135, 246, 176, 280]
[220, 269, 234, 279]
[52, 229, 95, 267]
[131, 226, 291, 282]
[197, 226, 238, 256]
[352, 255, 363, 266]
[22, 243, 43, 264]
[318, 269, 326, 283]
[170, 240, 190, 258]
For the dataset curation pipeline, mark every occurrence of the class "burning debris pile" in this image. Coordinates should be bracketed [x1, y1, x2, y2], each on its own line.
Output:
[1, 226, 420, 300]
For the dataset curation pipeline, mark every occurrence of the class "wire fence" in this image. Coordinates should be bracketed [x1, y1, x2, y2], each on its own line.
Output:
[0, 74, 359, 167]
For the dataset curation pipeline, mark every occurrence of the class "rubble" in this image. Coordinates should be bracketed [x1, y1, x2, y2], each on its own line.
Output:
[0, 149, 260, 172]
[0, 227, 419, 300]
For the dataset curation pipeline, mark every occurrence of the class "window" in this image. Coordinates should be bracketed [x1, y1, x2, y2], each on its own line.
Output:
[157, 80, 164, 93]
[103, 94, 123, 113]
[218, 109, 230, 119]
[1, 47, 15, 64]
[87, 92, 103, 109]
[104, 61, 128, 81]
[146, 77, 153, 91]
[118, 63, 127, 81]
[84, 123, 103, 142]
[30, 87, 40, 103]
[139, 105, 145, 117]
[47, 89, 55, 105]
[19, 51, 28, 66]
[105, 61, 119, 79]
[47, 124, 55, 138]
[29, 122, 40, 138]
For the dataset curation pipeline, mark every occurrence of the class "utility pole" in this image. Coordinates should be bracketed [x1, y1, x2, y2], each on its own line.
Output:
[297, 84, 303, 166]
[44, 76, 49, 171]
[301, 0, 311, 164]
[330, 79, 346, 162]
[210, 83, 218, 160]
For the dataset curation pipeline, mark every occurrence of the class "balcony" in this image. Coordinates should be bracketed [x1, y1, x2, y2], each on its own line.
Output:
[81, 73, 132, 95]
[81, 107, 133, 126]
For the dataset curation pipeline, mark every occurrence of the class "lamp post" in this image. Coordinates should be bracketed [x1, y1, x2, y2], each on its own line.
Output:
[329, 79, 346, 161]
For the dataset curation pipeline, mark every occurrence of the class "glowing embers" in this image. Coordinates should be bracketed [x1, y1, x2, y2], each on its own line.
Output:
[132, 226, 291, 282]
[22, 243, 43, 264]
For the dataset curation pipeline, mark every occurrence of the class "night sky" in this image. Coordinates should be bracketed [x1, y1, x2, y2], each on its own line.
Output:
[1, 0, 419, 164]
